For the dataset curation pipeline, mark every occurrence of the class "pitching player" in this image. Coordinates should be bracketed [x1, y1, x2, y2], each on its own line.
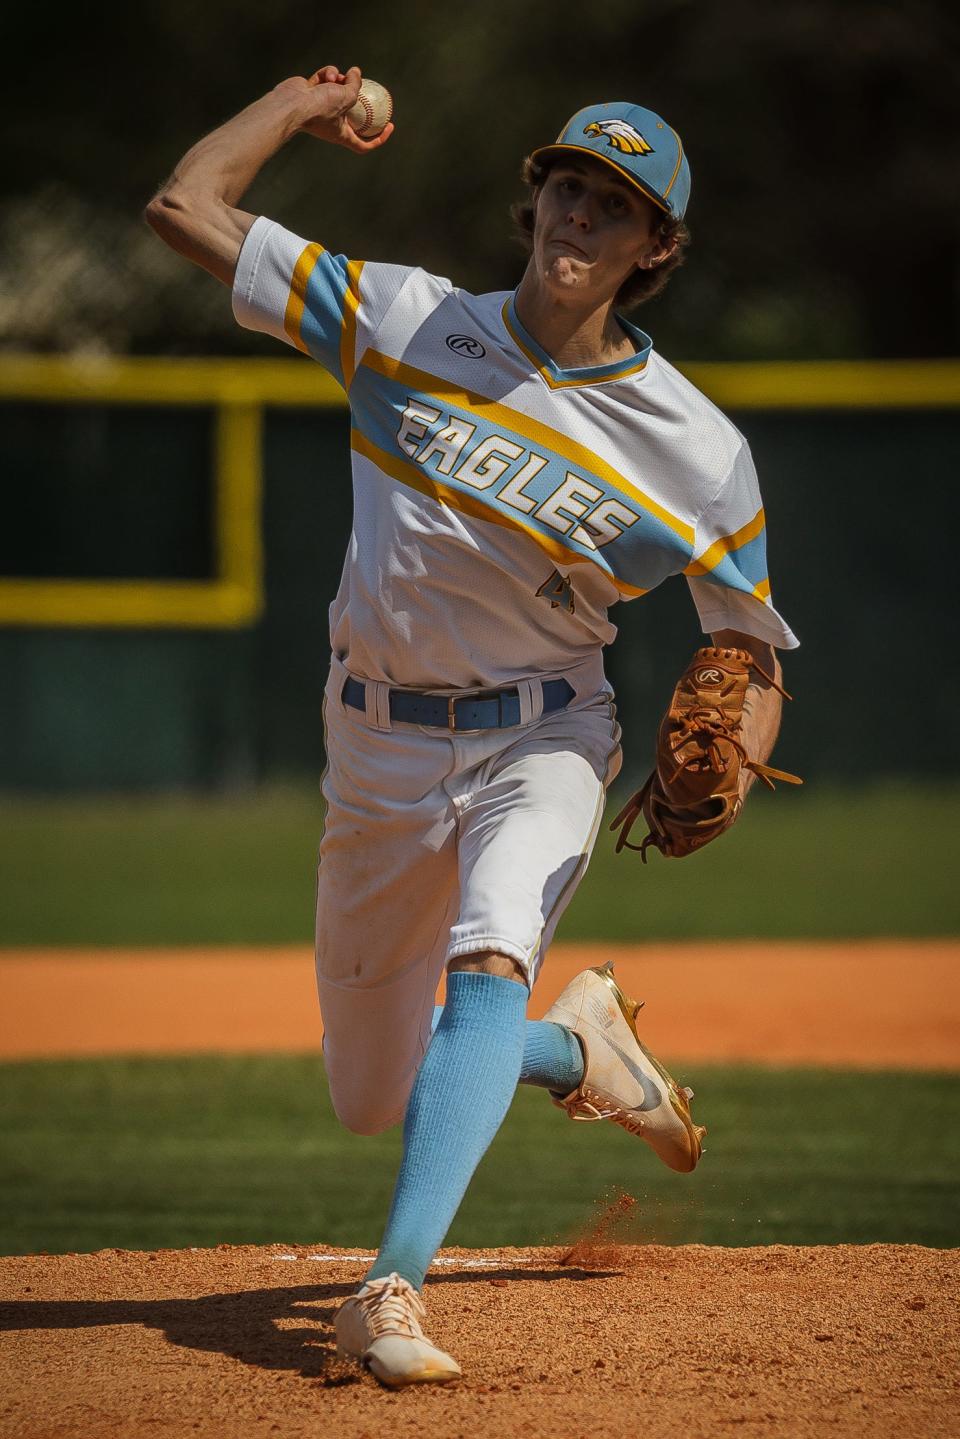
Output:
[146, 65, 797, 1387]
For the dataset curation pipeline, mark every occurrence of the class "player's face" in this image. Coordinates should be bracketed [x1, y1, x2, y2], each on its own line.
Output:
[532, 159, 666, 306]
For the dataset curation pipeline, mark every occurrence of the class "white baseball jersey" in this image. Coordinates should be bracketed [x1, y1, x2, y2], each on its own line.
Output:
[234, 217, 797, 689]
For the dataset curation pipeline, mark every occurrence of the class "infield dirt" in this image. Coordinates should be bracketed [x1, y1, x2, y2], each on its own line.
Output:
[3, 940, 958, 1436]
[3, 938, 959, 1066]
[1, 1241, 957, 1439]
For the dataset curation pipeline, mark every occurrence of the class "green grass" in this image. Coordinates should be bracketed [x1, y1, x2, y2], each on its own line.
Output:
[2, 781, 959, 945]
[1, 1055, 957, 1256]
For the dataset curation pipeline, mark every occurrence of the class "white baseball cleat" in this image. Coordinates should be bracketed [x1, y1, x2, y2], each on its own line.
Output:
[334, 1272, 462, 1387]
[542, 961, 706, 1174]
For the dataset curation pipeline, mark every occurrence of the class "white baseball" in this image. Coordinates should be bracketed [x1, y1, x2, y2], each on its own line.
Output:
[346, 79, 393, 139]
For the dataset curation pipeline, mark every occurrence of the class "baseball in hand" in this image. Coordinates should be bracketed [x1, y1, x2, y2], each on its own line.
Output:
[346, 79, 394, 139]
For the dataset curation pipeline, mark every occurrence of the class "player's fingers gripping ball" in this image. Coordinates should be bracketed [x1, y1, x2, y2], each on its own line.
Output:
[610, 647, 802, 862]
[346, 79, 393, 138]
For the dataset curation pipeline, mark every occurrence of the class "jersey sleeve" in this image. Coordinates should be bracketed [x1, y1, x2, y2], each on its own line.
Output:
[232, 216, 415, 391]
[684, 442, 799, 649]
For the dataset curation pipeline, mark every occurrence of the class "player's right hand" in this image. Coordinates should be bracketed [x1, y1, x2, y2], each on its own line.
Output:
[273, 66, 394, 153]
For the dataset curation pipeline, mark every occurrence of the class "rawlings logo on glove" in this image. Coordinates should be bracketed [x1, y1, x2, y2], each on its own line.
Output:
[610, 646, 802, 862]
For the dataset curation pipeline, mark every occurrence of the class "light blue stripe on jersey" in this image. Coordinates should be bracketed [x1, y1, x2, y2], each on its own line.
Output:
[297, 251, 354, 389]
[698, 529, 768, 596]
[348, 366, 692, 594]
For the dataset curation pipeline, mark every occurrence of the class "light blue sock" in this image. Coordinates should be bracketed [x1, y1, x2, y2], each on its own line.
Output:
[367, 971, 527, 1291]
[519, 1019, 584, 1093]
[431, 1004, 584, 1094]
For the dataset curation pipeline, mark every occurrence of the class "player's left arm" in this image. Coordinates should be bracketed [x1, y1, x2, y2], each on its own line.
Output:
[711, 628, 784, 799]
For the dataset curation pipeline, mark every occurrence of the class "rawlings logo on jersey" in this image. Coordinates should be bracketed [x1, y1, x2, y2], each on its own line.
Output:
[583, 119, 653, 157]
[445, 334, 486, 358]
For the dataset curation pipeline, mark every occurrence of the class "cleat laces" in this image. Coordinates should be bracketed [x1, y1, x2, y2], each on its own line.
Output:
[356, 1274, 428, 1341]
[564, 1086, 646, 1134]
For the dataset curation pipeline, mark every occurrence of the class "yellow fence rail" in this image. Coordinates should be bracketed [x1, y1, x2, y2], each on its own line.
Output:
[4, 353, 958, 409]
[1, 353, 958, 629]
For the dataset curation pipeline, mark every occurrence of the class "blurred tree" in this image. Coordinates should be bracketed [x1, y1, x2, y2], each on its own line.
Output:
[1, 0, 956, 357]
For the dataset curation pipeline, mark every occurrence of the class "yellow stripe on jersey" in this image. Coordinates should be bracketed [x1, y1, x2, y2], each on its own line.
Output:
[501, 301, 650, 390]
[360, 349, 693, 547]
[350, 428, 648, 599]
[684, 506, 766, 577]
[283, 242, 324, 354]
[752, 577, 772, 602]
[339, 259, 365, 392]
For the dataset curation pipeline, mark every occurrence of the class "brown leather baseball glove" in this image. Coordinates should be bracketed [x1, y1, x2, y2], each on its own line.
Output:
[610, 646, 802, 862]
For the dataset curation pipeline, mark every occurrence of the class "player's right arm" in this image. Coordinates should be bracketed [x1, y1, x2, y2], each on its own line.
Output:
[143, 66, 393, 286]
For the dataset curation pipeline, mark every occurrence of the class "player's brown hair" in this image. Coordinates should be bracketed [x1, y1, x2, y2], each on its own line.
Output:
[510, 153, 690, 310]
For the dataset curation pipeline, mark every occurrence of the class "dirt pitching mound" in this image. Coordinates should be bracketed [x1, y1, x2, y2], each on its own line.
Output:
[557, 1185, 644, 1272]
[1, 1243, 957, 1439]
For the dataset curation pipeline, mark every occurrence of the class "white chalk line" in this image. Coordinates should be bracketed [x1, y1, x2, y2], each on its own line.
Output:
[275, 1253, 536, 1268]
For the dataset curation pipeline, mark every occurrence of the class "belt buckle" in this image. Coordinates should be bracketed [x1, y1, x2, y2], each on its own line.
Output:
[446, 690, 489, 734]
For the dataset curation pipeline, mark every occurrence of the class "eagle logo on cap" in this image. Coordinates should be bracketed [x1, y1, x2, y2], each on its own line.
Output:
[583, 119, 653, 156]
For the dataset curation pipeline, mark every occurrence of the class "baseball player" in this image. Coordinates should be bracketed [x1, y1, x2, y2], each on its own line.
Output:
[146, 65, 798, 1387]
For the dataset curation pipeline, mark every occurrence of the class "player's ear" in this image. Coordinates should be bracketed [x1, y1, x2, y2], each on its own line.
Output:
[637, 226, 678, 270]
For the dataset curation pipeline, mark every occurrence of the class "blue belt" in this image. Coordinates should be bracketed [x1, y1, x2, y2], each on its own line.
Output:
[342, 676, 575, 731]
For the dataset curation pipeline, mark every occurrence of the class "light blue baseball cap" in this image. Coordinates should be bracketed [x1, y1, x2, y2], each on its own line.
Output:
[531, 102, 691, 220]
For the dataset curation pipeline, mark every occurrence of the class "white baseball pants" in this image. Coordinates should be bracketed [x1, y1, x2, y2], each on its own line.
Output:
[315, 652, 622, 1134]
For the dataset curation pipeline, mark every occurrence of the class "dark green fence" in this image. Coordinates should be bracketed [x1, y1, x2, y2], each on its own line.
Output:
[2, 392, 957, 792]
